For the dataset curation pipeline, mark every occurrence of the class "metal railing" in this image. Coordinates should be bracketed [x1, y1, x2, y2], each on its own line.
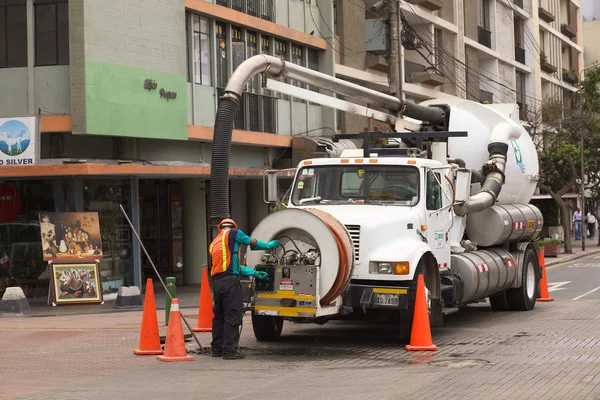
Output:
[215, 0, 275, 22]
[478, 26, 492, 49]
[217, 89, 278, 133]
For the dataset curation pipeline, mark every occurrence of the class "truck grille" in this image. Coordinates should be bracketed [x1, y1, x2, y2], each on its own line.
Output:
[345, 225, 361, 262]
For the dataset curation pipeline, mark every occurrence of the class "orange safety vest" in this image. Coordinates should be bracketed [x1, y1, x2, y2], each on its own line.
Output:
[209, 229, 241, 276]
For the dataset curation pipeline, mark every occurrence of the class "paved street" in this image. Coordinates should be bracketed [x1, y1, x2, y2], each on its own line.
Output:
[4, 256, 600, 399]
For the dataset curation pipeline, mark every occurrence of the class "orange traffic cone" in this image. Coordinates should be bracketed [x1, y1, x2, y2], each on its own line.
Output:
[537, 249, 554, 302]
[406, 274, 438, 351]
[193, 267, 214, 332]
[157, 298, 194, 362]
[134, 279, 163, 355]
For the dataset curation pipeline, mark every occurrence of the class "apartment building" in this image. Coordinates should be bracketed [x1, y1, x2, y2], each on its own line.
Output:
[333, 0, 584, 131]
[0, 0, 336, 298]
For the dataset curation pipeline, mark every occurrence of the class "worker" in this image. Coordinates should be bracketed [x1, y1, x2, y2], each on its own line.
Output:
[209, 218, 280, 360]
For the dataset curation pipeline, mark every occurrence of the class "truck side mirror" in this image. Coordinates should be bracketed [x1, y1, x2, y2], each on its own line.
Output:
[263, 170, 279, 204]
[455, 168, 472, 203]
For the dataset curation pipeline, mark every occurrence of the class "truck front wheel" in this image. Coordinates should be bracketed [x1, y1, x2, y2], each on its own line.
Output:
[506, 248, 538, 311]
[251, 312, 284, 341]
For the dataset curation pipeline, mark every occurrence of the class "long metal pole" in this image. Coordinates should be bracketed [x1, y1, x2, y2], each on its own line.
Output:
[388, 0, 402, 98]
[119, 204, 205, 352]
[582, 137, 586, 251]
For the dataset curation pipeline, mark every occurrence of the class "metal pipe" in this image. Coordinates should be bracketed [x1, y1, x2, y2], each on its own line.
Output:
[223, 55, 444, 124]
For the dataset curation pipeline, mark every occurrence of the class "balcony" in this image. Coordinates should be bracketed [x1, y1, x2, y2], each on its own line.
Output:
[562, 69, 579, 85]
[538, 6, 555, 23]
[561, 23, 577, 39]
[411, 69, 446, 87]
[216, 0, 275, 22]
[478, 26, 492, 49]
[540, 52, 557, 74]
[218, 89, 278, 133]
[405, 0, 443, 11]
[515, 45, 526, 64]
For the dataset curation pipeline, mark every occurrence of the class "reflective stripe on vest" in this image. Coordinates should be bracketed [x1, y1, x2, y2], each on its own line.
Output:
[222, 231, 227, 272]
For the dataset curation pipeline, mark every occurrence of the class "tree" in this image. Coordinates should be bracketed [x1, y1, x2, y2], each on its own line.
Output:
[522, 72, 600, 253]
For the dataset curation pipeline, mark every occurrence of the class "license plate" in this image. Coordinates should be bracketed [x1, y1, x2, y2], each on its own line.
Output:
[374, 293, 400, 306]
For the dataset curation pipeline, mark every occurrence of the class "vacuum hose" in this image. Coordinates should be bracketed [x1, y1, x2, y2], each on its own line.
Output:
[209, 96, 240, 228]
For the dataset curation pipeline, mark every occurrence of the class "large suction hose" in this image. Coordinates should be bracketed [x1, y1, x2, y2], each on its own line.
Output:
[209, 55, 445, 231]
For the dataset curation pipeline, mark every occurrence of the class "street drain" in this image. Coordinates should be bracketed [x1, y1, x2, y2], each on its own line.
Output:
[430, 359, 490, 368]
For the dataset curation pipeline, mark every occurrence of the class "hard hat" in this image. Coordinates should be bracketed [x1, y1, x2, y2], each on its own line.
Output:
[218, 218, 237, 231]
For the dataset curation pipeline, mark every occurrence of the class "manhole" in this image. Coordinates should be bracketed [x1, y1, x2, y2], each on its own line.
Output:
[430, 359, 490, 368]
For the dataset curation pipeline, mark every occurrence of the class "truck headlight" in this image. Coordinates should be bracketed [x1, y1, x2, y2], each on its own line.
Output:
[369, 262, 410, 275]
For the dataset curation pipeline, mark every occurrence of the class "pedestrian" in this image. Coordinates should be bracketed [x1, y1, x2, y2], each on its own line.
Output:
[587, 211, 596, 240]
[573, 207, 583, 240]
[209, 218, 280, 360]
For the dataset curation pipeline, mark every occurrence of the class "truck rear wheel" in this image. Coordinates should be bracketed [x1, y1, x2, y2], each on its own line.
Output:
[506, 248, 538, 311]
[251, 312, 284, 342]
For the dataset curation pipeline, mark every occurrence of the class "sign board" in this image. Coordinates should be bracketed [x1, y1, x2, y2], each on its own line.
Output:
[0, 117, 38, 167]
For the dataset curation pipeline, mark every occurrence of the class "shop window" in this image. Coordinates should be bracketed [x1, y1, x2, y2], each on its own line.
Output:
[83, 179, 134, 292]
[34, 0, 69, 66]
[193, 14, 211, 86]
[216, 22, 228, 88]
[0, 0, 27, 68]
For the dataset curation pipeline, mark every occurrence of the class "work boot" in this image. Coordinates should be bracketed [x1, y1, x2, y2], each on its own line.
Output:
[222, 348, 246, 360]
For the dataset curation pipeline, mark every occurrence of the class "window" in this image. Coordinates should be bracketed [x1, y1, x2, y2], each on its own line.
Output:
[275, 39, 289, 100]
[261, 36, 272, 95]
[216, 22, 227, 88]
[426, 171, 443, 210]
[231, 26, 245, 73]
[0, 0, 27, 68]
[478, 0, 489, 29]
[193, 15, 211, 86]
[247, 31, 259, 93]
[34, 0, 69, 66]
[434, 28, 443, 67]
[291, 44, 305, 102]
[291, 165, 420, 206]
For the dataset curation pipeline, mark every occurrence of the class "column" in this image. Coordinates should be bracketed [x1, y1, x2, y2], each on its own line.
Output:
[182, 178, 208, 285]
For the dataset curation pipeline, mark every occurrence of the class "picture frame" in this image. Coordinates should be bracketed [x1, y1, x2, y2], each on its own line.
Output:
[38, 212, 103, 261]
[49, 261, 104, 306]
[116, 227, 131, 242]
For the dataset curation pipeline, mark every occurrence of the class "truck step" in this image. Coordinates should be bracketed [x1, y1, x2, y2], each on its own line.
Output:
[442, 307, 459, 315]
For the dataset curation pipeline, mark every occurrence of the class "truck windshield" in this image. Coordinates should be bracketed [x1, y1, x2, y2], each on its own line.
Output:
[290, 165, 420, 206]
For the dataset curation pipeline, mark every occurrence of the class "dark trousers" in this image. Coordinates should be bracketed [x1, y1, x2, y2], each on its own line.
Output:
[589, 222, 596, 239]
[211, 275, 243, 356]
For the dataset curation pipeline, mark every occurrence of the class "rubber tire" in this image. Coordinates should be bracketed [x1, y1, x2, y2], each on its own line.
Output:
[489, 291, 509, 311]
[506, 248, 538, 311]
[399, 264, 424, 343]
[251, 312, 284, 342]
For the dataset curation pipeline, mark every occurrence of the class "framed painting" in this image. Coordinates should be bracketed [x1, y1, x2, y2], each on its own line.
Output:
[38, 212, 103, 261]
[49, 261, 104, 305]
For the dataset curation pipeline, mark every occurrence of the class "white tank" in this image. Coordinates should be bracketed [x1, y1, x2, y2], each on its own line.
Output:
[419, 99, 539, 205]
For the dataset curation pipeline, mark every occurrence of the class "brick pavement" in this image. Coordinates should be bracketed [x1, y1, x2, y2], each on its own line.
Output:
[3, 300, 600, 399]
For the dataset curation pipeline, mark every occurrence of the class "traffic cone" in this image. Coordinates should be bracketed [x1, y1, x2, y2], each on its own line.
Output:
[406, 274, 438, 351]
[133, 279, 163, 355]
[157, 298, 194, 362]
[537, 250, 554, 302]
[193, 267, 214, 332]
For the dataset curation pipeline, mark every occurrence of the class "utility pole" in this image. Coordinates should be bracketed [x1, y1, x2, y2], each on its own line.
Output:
[371, 0, 402, 100]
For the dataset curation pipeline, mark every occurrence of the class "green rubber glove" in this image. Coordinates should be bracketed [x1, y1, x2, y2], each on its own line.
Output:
[267, 240, 281, 249]
[254, 271, 269, 280]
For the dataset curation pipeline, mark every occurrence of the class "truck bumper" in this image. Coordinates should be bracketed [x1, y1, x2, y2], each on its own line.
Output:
[343, 284, 409, 310]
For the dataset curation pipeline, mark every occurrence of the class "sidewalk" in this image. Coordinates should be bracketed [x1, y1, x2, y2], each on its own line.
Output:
[544, 237, 600, 266]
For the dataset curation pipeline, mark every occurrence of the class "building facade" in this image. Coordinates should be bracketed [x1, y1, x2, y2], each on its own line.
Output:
[334, 0, 584, 130]
[0, 0, 336, 298]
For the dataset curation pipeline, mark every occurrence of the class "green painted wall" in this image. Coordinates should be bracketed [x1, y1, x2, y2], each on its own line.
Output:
[85, 61, 188, 140]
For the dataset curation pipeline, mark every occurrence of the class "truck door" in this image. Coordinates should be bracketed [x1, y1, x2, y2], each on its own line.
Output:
[424, 169, 452, 269]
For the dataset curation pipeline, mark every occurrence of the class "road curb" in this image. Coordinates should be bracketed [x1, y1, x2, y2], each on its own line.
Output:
[545, 248, 600, 267]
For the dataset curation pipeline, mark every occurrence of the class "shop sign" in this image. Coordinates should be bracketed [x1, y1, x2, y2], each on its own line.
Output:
[0, 117, 38, 167]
